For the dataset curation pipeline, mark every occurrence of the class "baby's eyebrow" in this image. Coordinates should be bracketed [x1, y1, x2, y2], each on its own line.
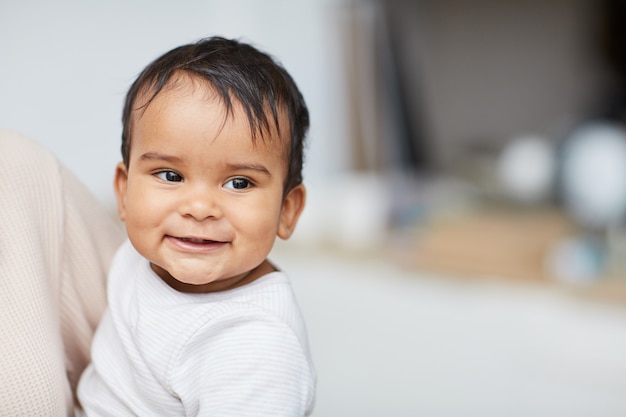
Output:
[226, 163, 271, 177]
[139, 152, 182, 163]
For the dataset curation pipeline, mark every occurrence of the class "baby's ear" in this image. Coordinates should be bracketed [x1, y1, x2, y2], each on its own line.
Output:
[277, 184, 306, 240]
[113, 162, 129, 222]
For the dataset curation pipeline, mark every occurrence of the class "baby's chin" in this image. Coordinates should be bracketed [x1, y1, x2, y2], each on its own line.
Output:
[149, 261, 259, 293]
[150, 262, 212, 285]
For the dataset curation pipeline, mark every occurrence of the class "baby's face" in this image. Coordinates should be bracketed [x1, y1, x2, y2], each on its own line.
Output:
[114, 80, 304, 292]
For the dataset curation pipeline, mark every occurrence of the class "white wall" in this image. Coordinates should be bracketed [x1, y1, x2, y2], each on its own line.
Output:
[0, 0, 350, 208]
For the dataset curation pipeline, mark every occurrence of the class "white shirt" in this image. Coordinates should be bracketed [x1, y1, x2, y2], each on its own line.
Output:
[78, 240, 316, 416]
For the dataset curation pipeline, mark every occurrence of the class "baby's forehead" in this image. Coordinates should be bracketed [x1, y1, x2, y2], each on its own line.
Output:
[135, 74, 290, 153]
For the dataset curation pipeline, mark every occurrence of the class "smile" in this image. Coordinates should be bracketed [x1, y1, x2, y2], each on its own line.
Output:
[166, 235, 228, 252]
[180, 237, 216, 244]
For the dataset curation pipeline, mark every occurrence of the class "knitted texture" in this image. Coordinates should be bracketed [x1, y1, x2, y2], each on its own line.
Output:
[0, 130, 124, 416]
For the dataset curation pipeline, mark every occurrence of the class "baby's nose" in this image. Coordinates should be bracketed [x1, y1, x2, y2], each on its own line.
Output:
[179, 185, 223, 220]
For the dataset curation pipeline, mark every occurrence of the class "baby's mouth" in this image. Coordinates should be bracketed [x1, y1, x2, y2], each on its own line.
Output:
[168, 236, 227, 250]
[179, 237, 215, 244]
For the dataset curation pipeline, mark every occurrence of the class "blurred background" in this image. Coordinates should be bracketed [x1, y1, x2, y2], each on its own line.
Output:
[3, 0, 626, 415]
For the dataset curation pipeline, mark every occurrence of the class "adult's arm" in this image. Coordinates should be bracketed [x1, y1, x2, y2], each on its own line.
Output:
[0, 130, 125, 415]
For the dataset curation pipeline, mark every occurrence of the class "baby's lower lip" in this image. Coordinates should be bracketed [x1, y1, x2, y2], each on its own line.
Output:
[167, 236, 226, 251]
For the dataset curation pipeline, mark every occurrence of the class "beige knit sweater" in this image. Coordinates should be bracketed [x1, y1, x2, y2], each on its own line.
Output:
[0, 130, 124, 415]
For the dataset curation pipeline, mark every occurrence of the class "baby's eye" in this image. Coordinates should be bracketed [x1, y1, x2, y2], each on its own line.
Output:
[155, 170, 183, 182]
[224, 178, 252, 190]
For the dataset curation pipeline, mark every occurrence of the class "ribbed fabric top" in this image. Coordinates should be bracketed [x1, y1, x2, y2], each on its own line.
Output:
[78, 240, 316, 416]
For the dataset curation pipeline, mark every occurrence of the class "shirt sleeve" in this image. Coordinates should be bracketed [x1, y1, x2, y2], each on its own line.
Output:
[168, 311, 315, 417]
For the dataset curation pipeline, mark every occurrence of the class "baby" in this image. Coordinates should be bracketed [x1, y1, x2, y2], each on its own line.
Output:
[77, 37, 316, 416]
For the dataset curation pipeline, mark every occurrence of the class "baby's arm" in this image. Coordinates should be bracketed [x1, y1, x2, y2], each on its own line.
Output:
[169, 312, 315, 416]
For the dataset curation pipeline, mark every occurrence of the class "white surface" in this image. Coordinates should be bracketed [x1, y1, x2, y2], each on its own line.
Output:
[271, 244, 626, 417]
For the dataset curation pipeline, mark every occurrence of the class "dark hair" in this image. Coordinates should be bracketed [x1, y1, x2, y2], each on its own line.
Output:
[121, 36, 309, 194]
